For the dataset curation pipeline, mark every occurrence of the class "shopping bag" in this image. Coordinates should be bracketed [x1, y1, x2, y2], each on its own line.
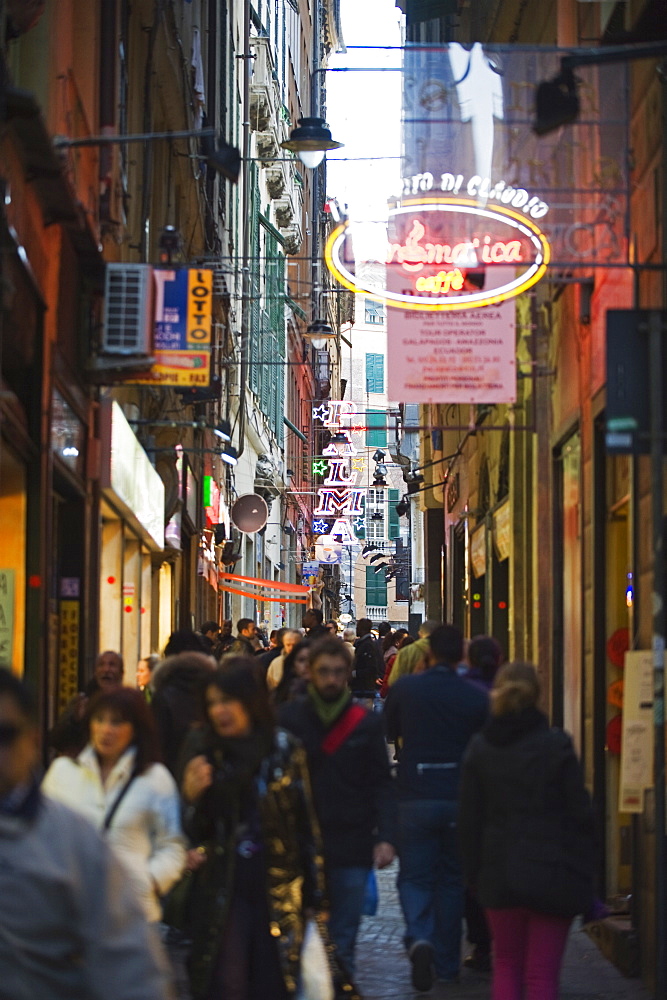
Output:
[296, 918, 335, 1000]
[362, 868, 378, 916]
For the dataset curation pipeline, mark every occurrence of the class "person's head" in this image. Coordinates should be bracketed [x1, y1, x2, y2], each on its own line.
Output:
[221, 620, 233, 636]
[164, 629, 208, 657]
[468, 635, 504, 683]
[136, 654, 159, 689]
[87, 686, 160, 772]
[269, 630, 279, 648]
[385, 627, 408, 653]
[281, 628, 301, 657]
[94, 651, 124, 693]
[491, 661, 540, 716]
[398, 634, 414, 649]
[237, 618, 256, 639]
[308, 637, 353, 702]
[325, 620, 338, 635]
[418, 618, 439, 640]
[0, 670, 39, 797]
[428, 624, 464, 669]
[200, 621, 220, 643]
[274, 640, 312, 704]
[204, 659, 273, 738]
[356, 617, 373, 638]
[342, 627, 356, 644]
[377, 622, 393, 639]
[302, 608, 323, 631]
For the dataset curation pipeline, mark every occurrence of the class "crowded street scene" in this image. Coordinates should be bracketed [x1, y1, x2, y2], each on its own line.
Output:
[0, 0, 665, 997]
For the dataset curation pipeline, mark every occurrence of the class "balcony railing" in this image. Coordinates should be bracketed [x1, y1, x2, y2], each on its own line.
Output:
[366, 606, 388, 620]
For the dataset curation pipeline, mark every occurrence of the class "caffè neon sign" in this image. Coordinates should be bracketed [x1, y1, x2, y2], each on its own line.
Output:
[324, 197, 551, 312]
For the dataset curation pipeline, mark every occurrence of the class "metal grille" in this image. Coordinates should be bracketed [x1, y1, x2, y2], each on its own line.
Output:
[102, 264, 153, 354]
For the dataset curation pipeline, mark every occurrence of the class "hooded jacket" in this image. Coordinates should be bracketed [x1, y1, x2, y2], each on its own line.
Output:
[459, 707, 596, 914]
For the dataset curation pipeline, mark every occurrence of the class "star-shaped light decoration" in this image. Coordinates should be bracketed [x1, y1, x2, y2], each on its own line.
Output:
[312, 519, 330, 535]
[311, 404, 330, 422]
[312, 459, 328, 477]
[353, 517, 366, 532]
[351, 458, 365, 473]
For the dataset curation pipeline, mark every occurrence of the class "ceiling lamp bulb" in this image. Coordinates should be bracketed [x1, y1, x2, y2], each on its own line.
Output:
[298, 148, 326, 169]
[304, 319, 336, 350]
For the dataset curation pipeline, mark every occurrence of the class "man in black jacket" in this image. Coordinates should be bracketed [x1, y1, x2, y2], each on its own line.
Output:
[384, 624, 489, 992]
[351, 618, 384, 696]
[279, 636, 396, 977]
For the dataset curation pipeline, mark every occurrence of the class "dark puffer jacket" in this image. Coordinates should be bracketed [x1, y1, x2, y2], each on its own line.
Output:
[182, 726, 358, 1000]
[459, 707, 596, 916]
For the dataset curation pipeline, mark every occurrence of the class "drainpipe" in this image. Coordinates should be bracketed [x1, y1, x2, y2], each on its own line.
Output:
[236, 0, 252, 462]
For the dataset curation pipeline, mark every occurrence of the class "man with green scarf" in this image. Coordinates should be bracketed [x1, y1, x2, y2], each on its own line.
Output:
[279, 636, 396, 979]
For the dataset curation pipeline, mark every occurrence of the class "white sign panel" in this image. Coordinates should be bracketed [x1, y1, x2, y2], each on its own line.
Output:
[618, 650, 654, 813]
[388, 289, 516, 404]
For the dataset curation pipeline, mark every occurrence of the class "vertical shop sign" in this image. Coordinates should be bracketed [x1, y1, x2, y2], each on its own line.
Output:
[58, 598, 80, 710]
[0, 569, 15, 668]
[311, 401, 366, 565]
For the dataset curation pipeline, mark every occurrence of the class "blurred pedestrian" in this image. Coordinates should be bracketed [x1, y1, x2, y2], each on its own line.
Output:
[266, 628, 301, 689]
[384, 624, 489, 991]
[43, 686, 186, 923]
[179, 659, 351, 1000]
[379, 628, 409, 697]
[215, 620, 235, 657]
[351, 618, 384, 696]
[151, 652, 216, 774]
[280, 636, 396, 977]
[164, 630, 210, 658]
[302, 608, 329, 639]
[386, 620, 438, 686]
[461, 633, 505, 971]
[459, 662, 596, 1000]
[0, 670, 173, 999]
[225, 617, 257, 657]
[272, 638, 312, 706]
[137, 653, 159, 703]
[48, 649, 125, 758]
[342, 627, 356, 647]
[198, 621, 221, 654]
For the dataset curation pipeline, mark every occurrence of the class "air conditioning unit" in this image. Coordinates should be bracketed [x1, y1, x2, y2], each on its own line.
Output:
[102, 264, 154, 355]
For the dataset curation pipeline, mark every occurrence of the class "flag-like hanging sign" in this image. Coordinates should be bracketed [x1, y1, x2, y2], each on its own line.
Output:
[218, 572, 310, 604]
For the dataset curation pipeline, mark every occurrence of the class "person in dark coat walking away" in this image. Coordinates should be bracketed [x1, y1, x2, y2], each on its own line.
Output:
[180, 659, 358, 1000]
[279, 636, 396, 976]
[459, 661, 596, 1000]
[151, 652, 215, 775]
[351, 618, 384, 696]
[384, 624, 489, 992]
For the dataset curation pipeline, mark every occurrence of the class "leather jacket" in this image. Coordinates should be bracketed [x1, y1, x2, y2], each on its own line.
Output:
[182, 726, 328, 998]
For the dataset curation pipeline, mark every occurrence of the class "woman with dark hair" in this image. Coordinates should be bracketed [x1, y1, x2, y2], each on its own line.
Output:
[379, 629, 409, 697]
[180, 657, 349, 1000]
[42, 687, 186, 922]
[272, 639, 311, 705]
[459, 662, 596, 1000]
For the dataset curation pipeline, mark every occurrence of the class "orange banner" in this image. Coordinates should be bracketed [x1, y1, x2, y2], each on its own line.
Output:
[219, 572, 309, 594]
[218, 583, 308, 604]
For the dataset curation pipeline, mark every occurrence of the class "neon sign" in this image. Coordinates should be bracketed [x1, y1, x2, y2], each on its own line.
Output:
[310, 402, 365, 550]
[325, 197, 551, 312]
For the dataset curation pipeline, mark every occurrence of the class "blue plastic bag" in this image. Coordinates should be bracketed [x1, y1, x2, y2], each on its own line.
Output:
[362, 868, 378, 916]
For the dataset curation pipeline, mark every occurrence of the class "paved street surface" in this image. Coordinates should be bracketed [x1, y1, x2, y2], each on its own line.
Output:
[354, 863, 654, 1000]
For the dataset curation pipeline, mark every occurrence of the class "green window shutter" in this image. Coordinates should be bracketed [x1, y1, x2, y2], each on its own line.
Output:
[388, 488, 400, 539]
[353, 495, 366, 539]
[249, 165, 261, 394]
[365, 353, 384, 393]
[365, 565, 387, 606]
[366, 410, 387, 448]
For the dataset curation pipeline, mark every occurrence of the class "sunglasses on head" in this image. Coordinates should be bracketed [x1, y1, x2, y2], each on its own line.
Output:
[0, 722, 25, 747]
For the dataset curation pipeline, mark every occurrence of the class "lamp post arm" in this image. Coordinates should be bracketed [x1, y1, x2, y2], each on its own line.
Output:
[561, 40, 667, 71]
[53, 127, 219, 149]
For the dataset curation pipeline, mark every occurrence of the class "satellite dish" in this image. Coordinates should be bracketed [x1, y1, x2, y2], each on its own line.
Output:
[231, 493, 269, 533]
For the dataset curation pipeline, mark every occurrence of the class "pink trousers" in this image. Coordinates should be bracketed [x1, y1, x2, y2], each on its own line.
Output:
[486, 907, 572, 1000]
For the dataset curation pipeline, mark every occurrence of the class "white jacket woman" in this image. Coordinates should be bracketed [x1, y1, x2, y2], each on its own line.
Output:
[43, 687, 186, 922]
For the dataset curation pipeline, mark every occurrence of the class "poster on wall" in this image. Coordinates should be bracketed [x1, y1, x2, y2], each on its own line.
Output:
[0, 569, 15, 668]
[618, 650, 654, 813]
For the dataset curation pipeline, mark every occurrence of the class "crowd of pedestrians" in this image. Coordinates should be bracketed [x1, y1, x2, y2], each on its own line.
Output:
[0, 613, 599, 1000]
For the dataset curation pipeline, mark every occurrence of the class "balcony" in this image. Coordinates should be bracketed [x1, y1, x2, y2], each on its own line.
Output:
[366, 606, 388, 620]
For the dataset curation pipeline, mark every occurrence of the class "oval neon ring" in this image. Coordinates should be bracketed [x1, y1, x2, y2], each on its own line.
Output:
[324, 197, 551, 312]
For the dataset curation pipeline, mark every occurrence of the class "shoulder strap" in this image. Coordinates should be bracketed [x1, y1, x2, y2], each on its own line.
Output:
[103, 767, 139, 831]
[321, 703, 367, 756]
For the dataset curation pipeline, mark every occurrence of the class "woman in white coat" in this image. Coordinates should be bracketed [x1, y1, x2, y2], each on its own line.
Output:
[43, 686, 186, 923]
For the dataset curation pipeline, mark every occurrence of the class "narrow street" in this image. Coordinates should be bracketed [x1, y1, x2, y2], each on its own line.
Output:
[354, 864, 653, 1000]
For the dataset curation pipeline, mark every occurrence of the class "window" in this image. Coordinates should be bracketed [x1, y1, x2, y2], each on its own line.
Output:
[365, 353, 384, 394]
[364, 298, 385, 325]
[366, 488, 386, 541]
[366, 564, 387, 607]
[366, 410, 387, 448]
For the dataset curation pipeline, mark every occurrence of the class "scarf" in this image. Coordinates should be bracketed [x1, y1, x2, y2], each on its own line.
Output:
[308, 683, 352, 728]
